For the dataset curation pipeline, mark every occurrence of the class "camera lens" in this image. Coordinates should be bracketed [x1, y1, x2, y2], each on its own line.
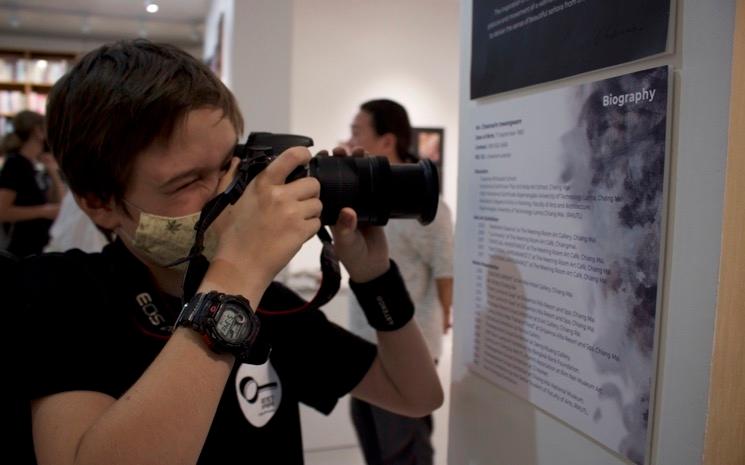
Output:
[309, 156, 439, 226]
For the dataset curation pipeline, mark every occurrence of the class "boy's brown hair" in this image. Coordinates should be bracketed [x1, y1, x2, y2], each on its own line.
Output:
[46, 39, 243, 206]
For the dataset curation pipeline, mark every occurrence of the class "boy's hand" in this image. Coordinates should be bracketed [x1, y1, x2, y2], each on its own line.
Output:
[326, 147, 390, 283]
[211, 147, 322, 287]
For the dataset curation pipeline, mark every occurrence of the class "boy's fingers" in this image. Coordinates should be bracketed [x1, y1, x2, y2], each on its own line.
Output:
[263, 147, 312, 184]
[331, 146, 349, 157]
[285, 176, 321, 201]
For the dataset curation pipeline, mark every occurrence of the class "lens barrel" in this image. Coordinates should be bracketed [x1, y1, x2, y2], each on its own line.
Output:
[309, 156, 439, 226]
[243, 133, 440, 227]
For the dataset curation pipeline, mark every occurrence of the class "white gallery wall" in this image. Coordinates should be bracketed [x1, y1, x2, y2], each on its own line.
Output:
[290, 0, 460, 209]
[205, 0, 460, 276]
[208, 0, 294, 136]
[289, 0, 460, 276]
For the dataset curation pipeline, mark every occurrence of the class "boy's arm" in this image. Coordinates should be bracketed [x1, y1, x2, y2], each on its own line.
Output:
[332, 209, 444, 417]
[351, 320, 443, 417]
[32, 149, 320, 465]
[32, 325, 236, 465]
[40, 153, 67, 203]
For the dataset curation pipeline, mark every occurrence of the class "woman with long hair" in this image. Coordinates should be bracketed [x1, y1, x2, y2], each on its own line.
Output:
[0, 110, 65, 257]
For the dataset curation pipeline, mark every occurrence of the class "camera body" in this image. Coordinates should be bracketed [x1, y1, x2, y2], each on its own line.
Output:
[234, 132, 439, 226]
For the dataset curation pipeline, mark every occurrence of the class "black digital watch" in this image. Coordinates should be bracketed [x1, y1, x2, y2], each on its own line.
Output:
[174, 291, 268, 363]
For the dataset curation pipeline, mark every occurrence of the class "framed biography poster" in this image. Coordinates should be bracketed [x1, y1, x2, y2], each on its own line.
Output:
[461, 66, 671, 464]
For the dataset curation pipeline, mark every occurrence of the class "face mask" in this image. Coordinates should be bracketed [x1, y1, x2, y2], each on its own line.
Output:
[120, 201, 219, 269]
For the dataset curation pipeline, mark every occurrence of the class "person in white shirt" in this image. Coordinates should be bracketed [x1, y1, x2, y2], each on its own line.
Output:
[347, 99, 454, 465]
[45, 190, 108, 253]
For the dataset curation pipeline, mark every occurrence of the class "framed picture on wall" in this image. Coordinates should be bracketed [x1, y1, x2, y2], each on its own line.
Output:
[205, 13, 224, 80]
[411, 127, 444, 187]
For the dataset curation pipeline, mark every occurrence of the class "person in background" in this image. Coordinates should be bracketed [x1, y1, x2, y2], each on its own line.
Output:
[0, 110, 65, 257]
[24, 40, 442, 465]
[347, 99, 455, 465]
[44, 190, 108, 253]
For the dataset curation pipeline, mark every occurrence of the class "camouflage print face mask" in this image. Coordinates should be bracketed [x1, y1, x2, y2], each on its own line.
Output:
[121, 201, 219, 270]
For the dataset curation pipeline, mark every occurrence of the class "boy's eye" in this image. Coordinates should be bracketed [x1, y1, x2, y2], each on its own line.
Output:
[175, 179, 197, 192]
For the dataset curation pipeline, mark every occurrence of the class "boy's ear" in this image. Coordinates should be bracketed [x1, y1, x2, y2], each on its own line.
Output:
[74, 194, 122, 231]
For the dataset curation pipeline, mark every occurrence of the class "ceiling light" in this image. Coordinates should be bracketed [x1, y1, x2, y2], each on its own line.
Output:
[146, 2, 159, 14]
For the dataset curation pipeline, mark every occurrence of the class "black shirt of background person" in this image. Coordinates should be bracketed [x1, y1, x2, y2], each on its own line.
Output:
[0, 152, 53, 257]
[21, 239, 377, 465]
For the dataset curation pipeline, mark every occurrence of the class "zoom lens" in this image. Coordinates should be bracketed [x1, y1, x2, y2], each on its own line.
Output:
[309, 156, 439, 226]
[242, 132, 440, 226]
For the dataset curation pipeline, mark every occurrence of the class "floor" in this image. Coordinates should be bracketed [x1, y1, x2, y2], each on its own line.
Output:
[302, 333, 454, 465]
[305, 446, 366, 465]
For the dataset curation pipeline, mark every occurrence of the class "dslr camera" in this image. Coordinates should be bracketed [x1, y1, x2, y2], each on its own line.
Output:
[184, 132, 439, 303]
[234, 132, 440, 226]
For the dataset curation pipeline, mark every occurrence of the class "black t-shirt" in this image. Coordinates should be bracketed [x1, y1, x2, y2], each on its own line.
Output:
[22, 240, 377, 464]
[0, 153, 53, 257]
[1, 251, 35, 465]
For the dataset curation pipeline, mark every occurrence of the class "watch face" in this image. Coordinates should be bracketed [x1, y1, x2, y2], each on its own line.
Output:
[215, 304, 251, 344]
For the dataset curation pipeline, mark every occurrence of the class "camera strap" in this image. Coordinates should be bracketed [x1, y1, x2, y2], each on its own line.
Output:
[256, 227, 341, 316]
[179, 156, 341, 314]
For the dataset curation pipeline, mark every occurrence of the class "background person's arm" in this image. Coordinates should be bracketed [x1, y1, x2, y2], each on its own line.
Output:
[437, 277, 454, 333]
[0, 189, 59, 222]
[40, 153, 67, 203]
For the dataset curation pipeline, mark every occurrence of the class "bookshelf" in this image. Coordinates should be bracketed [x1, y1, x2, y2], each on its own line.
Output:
[0, 49, 76, 135]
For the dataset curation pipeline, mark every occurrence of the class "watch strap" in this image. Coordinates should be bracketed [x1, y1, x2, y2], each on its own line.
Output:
[174, 291, 270, 364]
[175, 291, 214, 332]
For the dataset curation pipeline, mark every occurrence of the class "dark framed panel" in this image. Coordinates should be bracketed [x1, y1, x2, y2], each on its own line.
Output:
[411, 127, 444, 187]
[471, 0, 672, 98]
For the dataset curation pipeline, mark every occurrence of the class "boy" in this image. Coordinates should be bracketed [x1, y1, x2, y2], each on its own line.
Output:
[23, 39, 441, 465]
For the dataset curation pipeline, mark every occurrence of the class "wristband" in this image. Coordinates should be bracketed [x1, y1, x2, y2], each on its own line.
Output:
[349, 260, 414, 331]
